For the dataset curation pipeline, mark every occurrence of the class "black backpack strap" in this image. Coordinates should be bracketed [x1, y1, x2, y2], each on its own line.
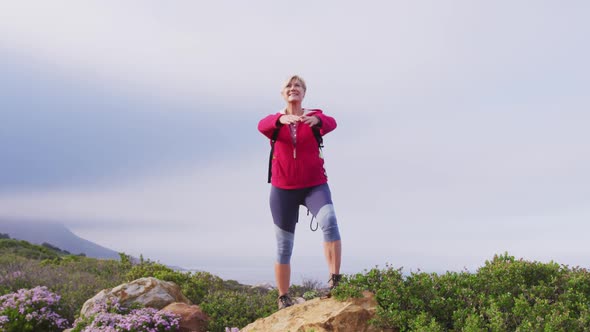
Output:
[312, 126, 324, 149]
[267, 127, 281, 183]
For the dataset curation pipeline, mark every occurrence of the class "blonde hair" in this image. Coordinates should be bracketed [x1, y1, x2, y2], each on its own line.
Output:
[283, 75, 307, 92]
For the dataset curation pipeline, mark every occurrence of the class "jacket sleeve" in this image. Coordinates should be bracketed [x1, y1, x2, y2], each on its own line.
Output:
[311, 110, 337, 136]
[258, 113, 283, 139]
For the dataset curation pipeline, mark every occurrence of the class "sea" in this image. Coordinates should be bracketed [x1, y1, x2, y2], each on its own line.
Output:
[186, 255, 370, 287]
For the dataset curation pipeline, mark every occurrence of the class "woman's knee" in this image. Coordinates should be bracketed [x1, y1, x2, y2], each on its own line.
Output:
[316, 204, 341, 242]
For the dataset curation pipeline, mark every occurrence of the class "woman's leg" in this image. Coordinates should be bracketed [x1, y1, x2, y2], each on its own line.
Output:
[324, 239, 342, 275]
[270, 186, 303, 297]
[305, 184, 342, 281]
[274, 263, 291, 296]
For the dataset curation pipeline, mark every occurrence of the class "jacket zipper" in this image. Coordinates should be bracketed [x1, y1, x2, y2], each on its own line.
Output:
[290, 122, 298, 159]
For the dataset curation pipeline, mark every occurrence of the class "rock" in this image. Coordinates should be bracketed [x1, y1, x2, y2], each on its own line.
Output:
[241, 291, 381, 332]
[160, 302, 209, 332]
[293, 296, 306, 305]
[80, 277, 191, 317]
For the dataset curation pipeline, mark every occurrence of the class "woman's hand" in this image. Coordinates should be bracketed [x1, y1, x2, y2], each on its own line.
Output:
[279, 114, 301, 125]
[279, 115, 321, 126]
[300, 115, 320, 127]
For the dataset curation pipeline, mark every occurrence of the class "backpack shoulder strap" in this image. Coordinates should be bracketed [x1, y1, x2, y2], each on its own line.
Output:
[267, 127, 281, 183]
[306, 110, 324, 149]
[312, 126, 324, 149]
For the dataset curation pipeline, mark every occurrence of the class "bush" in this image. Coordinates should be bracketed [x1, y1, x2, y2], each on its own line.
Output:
[0, 286, 69, 332]
[334, 253, 590, 331]
[0, 239, 60, 260]
[124, 257, 278, 332]
[289, 277, 325, 299]
[125, 258, 224, 304]
[0, 254, 128, 322]
[9, 238, 589, 332]
[200, 288, 277, 332]
[41, 242, 71, 255]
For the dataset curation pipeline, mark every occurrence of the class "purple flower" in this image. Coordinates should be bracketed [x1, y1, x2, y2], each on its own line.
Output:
[0, 286, 68, 331]
[72, 298, 180, 332]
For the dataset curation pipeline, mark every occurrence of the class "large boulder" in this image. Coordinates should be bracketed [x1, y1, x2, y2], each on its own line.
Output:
[160, 302, 209, 332]
[241, 291, 382, 332]
[80, 277, 191, 317]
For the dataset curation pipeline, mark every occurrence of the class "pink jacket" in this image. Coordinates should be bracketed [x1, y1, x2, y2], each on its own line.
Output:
[258, 109, 337, 189]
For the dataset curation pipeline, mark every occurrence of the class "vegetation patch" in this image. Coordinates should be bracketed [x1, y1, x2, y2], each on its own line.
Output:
[3, 239, 590, 332]
[333, 253, 590, 331]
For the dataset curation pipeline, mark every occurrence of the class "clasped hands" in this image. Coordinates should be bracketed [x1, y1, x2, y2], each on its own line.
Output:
[279, 114, 320, 127]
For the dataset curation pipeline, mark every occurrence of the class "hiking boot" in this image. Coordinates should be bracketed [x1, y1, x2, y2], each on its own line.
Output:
[321, 273, 343, 299]
[329, 273, 343, 290]
[278, 294, 294, 310]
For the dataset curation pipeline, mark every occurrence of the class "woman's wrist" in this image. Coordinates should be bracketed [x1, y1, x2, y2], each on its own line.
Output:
[314, 116, 322, 127]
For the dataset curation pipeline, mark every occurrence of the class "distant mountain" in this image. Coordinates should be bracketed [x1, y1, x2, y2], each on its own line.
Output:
[0, 219, 120, 259]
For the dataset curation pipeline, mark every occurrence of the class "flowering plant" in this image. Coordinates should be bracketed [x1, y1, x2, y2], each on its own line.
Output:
[71, 297, 180, 332]
[0, 286, 69, 332]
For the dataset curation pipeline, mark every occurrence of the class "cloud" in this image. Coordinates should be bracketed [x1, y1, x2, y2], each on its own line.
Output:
[0, 1, 589, 281]
[0, 51, 264, 191]
[2, 2, 588, 111]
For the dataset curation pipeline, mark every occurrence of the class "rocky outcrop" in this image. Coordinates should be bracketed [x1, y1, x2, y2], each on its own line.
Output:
[241, 291, 381, 332]
[80, 277, 191, 317]
[160, 302, 209, 332]
[75, 277, 382, 332]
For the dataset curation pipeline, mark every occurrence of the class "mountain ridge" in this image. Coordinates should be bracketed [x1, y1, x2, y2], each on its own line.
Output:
[0, 219, 120, 259]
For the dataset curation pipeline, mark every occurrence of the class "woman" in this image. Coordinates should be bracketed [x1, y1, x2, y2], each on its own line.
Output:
[258, 75, 342, 310]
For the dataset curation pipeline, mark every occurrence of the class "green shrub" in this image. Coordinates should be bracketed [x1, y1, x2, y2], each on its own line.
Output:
[125, 258, 224, 304]
[200, 288, 277, 332]
[335, 253, 590, 331]
[0, 239, 60, 260]
[6, 240, 590, 332]
[0, 253, 128, 323]
[289, 277, 325, 299]
[408, 312, 444, 332]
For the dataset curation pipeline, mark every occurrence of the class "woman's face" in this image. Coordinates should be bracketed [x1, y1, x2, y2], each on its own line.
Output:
[282, 79, 305, 103]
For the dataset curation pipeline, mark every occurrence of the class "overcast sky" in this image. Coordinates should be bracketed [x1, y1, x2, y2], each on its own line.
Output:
[1, 1, 589, 284]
